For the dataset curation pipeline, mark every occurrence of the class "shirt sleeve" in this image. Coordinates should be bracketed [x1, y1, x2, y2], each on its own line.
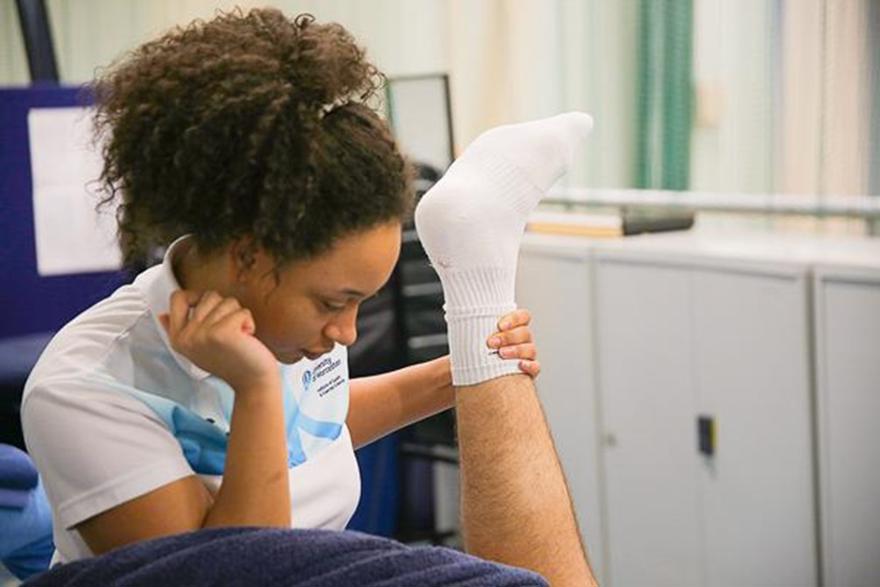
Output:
[21, 378, 195, 531]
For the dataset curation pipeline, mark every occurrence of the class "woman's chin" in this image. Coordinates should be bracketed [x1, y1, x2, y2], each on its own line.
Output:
[275, 350, 305, 365]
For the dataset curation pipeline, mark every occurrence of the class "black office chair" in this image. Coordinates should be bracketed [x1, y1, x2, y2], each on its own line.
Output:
[353, 162, 460, 546]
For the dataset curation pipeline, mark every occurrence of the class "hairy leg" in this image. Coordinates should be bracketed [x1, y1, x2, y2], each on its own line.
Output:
[455, 374, 596, 586]
[415, 113, 597, 586]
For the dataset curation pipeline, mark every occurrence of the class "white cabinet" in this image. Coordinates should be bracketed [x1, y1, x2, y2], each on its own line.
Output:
[516, 230, 880, 587]
[595, 261, 703, 586]
[692, 268, 816, 587]
[814, 265, 880, 587]
[595, 252, 817, 587]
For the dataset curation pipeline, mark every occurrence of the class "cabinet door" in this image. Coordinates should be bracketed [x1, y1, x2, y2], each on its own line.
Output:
[815, 269, 880, 587]
[596, 260, 703, 587]
[693, 269, 817, 587]
[517, 251, 606, 582]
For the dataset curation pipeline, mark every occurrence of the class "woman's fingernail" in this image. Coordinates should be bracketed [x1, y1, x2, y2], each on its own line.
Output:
[499, 347, 511, 358]
[489, 336, 502, 348]
[499, 321, 511, 330]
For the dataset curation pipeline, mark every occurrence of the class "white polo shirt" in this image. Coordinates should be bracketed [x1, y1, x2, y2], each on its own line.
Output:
[21, 237, 361, 564]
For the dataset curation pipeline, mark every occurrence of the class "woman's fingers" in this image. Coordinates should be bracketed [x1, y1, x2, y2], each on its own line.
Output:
[217, 307, 256, 336]
[487, 325, 533, 349]
[165, 291, 243, 347]
[203, 297, 242, 327]
[488, 309, 539, 380]
[497, 308, 531, 331]
[190, 291, 224, 323]
[496, 342, 537, 361]
[166, 290, 201, 338]
[162, 293, 276, 389]
[517, 359, 541, 379]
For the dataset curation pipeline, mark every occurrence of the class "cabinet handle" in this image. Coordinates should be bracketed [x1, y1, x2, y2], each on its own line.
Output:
[697, 415, 715, 457]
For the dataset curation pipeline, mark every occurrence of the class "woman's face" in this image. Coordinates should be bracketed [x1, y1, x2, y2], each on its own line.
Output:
[235, 222, 402, 364]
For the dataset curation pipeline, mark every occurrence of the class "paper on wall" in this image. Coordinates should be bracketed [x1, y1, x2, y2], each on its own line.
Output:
[28, 106, 122, 276]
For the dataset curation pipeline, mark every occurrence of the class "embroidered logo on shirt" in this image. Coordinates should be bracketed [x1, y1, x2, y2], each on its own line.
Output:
[313, 356, 344, 397]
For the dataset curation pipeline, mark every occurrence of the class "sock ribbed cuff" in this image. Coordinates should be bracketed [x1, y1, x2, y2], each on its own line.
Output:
[438, 267, 521, 386]
[439, 267, 517, 311]
[446, 311, 523, 386]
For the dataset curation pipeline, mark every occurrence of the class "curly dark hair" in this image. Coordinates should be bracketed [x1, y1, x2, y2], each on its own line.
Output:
[93, 8, 413, 267]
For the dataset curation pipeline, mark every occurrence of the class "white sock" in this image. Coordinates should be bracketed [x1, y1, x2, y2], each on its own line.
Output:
[414, 112, 593, 385]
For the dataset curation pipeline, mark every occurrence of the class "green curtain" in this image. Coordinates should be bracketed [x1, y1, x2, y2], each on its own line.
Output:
[635, 0, 694, 190]
[870, 0, 880, 197]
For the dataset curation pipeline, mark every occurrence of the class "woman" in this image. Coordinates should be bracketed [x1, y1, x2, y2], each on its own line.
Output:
[21, 9, 541, 565]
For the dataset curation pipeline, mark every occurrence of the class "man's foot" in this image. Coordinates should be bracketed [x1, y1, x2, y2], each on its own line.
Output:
[414, 112, 593, 385]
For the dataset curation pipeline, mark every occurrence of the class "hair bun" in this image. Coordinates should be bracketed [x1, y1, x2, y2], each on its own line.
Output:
[92, 8, 407, 267]
[273, 12, 381, 112]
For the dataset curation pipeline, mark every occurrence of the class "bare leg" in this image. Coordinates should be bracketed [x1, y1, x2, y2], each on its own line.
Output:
[414, 113, 597, 584]
[455, 374, 597, 586]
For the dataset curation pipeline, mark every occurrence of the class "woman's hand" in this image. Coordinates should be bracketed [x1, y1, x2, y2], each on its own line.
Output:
[487, 309, 541, 379]
[158, 290, 279, 392]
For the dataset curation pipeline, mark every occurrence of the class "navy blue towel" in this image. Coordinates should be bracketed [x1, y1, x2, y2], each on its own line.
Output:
[23, 527, 548, 586]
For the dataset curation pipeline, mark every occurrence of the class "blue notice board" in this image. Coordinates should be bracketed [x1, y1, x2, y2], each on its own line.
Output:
[0, 86, 130, 340]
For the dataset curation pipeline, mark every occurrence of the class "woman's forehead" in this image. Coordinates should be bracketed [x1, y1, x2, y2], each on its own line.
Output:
[281, 223, 401, 291]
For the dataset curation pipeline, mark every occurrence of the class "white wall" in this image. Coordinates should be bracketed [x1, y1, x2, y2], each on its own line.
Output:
[1, 0, 875, 200]
[0, 0, 29, 85]
[1, 0, 639, 190]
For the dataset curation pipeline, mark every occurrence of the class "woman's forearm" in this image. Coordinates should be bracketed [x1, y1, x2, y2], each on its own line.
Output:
[347, 356, 454, 449]
[204, 375, 291, 528]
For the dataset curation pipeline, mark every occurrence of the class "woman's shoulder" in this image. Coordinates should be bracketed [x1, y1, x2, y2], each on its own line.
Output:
[23, 281, 151, 401]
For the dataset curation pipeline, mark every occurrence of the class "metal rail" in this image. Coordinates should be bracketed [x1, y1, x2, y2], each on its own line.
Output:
[545, 188, 880, 219]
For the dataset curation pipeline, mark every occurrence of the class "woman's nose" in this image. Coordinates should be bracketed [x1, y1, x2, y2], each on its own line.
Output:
[325, 307, 358, 347]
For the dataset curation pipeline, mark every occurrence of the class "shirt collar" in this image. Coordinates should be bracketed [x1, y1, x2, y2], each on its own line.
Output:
[138, 234, 212, 381]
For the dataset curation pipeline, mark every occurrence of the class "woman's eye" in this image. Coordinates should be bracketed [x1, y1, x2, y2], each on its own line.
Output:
[322, 300, 345, 312]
